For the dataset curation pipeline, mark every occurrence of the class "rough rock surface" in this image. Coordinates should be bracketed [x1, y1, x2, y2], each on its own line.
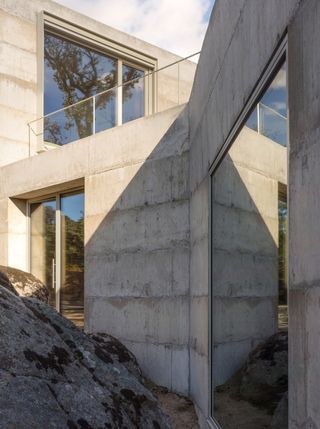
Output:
[215, 331, 288, 429]
[148, 383, 200, 429]
[271, 392, 288, 429]
[0, 269, 18, 296]
[0, 283, 171, 429]
[0, 265, 49, 302]
[239, 331, 288, 410]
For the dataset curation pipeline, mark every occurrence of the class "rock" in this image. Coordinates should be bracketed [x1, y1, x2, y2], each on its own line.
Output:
[0, 270, 18, 295]
[0, 265, 49, 302]
[239, 331, 288, 412]
[271, 392, 288, 429]
[0, 285, 171, 429]
[89, 332, 142, 379]
[214, 331, 288, 428]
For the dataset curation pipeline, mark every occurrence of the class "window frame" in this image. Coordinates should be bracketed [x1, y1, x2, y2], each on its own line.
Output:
[37, 12, 157, 148]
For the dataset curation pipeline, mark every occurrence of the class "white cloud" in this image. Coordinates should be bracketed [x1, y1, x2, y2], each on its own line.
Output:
[55, 0, 213, 57]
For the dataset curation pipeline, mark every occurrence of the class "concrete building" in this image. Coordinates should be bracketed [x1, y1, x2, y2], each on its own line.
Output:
[0, 0, 319, 428]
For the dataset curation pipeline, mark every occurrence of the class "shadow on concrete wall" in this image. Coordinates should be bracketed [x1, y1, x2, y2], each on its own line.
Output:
[83, 108, 191, 393]
[211, 150, 280, 387]
[82, 102, 285, 399]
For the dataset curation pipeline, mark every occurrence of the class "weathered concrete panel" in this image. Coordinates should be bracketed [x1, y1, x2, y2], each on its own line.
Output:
[0, 74, 37, 115]
[85, 201, 189, 254]
[85, 152, 189, 217]
[124, 340, 189, 394]
[0, 9, 36, 53]
[190, 296, 208, 357]
[190, 348, 208, 421]
[213, 249, 278, 298]
[85, 247, 189, 299]
[86, 296, 189, 345]
[288, 0, 320, 426]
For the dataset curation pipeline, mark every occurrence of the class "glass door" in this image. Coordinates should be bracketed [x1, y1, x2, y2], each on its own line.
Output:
[60, 192, 84, 327]
[30, 191, 84, 327]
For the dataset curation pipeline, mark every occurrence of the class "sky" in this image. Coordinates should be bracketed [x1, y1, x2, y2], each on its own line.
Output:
[55, 0, 215, 58]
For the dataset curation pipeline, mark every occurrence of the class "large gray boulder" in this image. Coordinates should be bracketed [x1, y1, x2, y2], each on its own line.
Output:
[239, 330, 288, 411]
[271, 392, 288, 429]
[0, 265, 49, 302]
[0, 284, 171, 429]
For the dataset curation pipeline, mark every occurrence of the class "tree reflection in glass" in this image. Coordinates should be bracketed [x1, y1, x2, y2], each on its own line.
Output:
[44, 32, 117, 144]
[122, 64, 145, 123]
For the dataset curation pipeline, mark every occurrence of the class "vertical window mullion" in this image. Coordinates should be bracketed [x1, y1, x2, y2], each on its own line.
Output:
[117, 60, 123, 126]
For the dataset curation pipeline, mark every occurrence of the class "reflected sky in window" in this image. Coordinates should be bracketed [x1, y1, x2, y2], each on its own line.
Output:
[61, 193, 84, 221]
[122, 64, 144, 124]
[44, 32, 117, 115]
[246, 62, 287, 146]
[260, 64, 286, 117]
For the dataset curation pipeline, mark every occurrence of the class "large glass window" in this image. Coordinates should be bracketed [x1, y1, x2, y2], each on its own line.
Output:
[211, 59, 288, 428]
[44, 32, 147, 145]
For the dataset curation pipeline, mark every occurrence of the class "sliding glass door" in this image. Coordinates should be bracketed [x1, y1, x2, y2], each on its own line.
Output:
[30, 191, 84, 327]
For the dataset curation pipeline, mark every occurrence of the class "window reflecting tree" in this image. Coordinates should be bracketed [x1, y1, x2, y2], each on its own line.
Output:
[44, 33, 117, 144]
[122, 64, 144, 123]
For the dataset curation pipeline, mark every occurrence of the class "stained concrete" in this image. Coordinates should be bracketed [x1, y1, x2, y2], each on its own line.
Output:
[187, 0, 306, 426]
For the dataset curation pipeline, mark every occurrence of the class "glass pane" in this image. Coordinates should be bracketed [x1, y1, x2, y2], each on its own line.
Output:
[44, 98, 93, 145]
[122, 64, 145, 123]
[60, 192, 84, 327]
[30, 200, 56, 307]
[44, 32, 117, 143]
[245, 63, 287, 147]
[211, 60, 288, 427]
[259, 103, 287, 146]
[95, 89, 116, 133]
[278, 186, 288, 329]
[246, 106, 258, 131]
[261, 64, 287, 117]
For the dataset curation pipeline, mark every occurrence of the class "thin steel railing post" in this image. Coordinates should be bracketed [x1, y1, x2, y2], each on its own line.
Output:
[28, 123, 31, 157]
[178, 62, 180, 105]
[92, 96, 96, 135]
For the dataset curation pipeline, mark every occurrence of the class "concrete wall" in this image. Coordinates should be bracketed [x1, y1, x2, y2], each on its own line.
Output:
[0, 104, 191, 394]
[288, 0, 320, 427]
[0, 0, 196, 167]
[212, 127, 287, 387]
[186, 0, 309, 426]
[2, 1, 320, 427]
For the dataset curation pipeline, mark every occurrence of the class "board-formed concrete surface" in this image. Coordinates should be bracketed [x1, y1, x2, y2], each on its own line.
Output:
[0, 104, 191, 395]
[188, 0, 319, 427]
[1, 0, 320, 427]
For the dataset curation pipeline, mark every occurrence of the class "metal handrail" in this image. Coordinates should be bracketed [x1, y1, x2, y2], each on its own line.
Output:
[28, 51, 201, 127]
[259, 102, 287, 120]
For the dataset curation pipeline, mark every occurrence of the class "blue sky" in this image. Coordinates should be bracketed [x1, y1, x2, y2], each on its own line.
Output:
[56, 0, 215, 57]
